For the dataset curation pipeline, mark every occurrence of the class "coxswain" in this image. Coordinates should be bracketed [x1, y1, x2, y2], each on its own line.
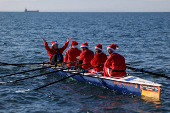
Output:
[89, 44, 107, 74]
[42, 38, 71, 64]
[64, 41, 81, 67]
[103, 44, 126, 78]
[79, 42, 94, 69]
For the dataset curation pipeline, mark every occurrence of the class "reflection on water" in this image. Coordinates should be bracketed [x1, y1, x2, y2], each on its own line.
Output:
[141, 96, 162, 108]
[45, 79, 163, 112]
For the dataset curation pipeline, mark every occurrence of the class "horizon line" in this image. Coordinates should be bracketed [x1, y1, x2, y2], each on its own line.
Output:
[0, 11, 170, 13]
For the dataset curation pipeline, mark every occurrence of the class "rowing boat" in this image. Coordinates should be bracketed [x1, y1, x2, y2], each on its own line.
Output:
[41, 64, 161, 100]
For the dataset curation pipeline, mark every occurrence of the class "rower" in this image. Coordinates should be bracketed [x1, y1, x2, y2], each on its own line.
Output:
[103, 44, 126, 78]
[79, 42, 94, 69]
[64, 41, 81, 67]
[89, 44, 107, 74]
[42, 38, 71, 64]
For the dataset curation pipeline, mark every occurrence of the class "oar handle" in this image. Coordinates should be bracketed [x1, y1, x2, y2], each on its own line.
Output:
[80, 62, 90, 66]
[63, 61, 78, 65]
[61, 62, 90, 68]
[88, 63, 104, 70]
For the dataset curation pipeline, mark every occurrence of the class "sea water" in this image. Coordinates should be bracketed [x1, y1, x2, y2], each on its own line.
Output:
[0, 12, 170, 113]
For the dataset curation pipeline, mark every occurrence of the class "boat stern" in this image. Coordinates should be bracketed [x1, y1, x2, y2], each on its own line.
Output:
[140, 84, 161, 100]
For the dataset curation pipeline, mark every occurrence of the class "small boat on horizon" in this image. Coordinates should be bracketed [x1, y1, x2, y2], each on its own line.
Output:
[24, 8, 39, 12]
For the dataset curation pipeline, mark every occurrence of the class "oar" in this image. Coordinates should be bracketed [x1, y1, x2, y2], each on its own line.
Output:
[2, 62, 91, 83]
[0, 62, 50, 66]
[0, 61, 78, 78]
[63, 61, 78, 65]
[0, 66, 53, 78]
[33, 72, 81, 90]
[126, 65, 170, 79]
[33, 63, 104, 90]
[4, 66, 74, 83]
[0, 61, 78, 67]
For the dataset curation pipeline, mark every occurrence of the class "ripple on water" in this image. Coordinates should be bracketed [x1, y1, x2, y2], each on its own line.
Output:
[0, 12, 170, 112]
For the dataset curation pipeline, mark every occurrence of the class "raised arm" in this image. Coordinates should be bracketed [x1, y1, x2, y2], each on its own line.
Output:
[60, 38, 72, 53]
[42, 38, 46, 43]
[67, 38, 72, 42]
[42, 38, 53, 55]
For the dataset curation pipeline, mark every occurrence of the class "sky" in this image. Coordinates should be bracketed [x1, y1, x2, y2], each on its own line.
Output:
[0, 0, 170, 12]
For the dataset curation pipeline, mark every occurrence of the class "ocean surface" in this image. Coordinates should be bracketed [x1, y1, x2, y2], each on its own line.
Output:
[0, 12, 170, 113]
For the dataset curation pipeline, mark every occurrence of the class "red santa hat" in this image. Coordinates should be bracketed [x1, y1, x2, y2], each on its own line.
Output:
[107, 44, 119, 51]
[51, 41, 58, 46]
[95, 44, 102, 51]
[71, 41, 78, 47]
[80, 42, 88, 48]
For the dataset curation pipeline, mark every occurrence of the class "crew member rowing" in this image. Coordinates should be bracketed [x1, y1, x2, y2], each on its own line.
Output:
[64, 41, 81, 67]
[103, 44, 126, 78]
[79, 42, 94, 69]
[89, 44, 107, 74]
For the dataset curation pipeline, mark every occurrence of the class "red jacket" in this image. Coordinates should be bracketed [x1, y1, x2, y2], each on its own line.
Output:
[103, 52, 126, 78]
[89, 52, 107, 73]
[79, 49, 94, 69]
[44, 41, 69, 62]
[64, 48, 81, 67]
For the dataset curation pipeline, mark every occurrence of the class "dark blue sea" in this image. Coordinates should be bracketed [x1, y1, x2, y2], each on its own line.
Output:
[0, 12, 170, 113]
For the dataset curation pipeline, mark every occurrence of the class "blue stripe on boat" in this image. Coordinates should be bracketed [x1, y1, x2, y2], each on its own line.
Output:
[124, 77, 136, 81]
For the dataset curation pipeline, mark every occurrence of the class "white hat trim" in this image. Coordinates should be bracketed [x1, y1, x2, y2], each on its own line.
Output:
[52, 42, 58, 46]
[95, 47, 102, 51]
[107, 47, 117, 53]
[80, 45, 88, 48]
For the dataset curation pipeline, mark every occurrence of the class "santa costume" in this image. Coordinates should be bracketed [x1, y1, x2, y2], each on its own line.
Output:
[103, 44, 126, 78]
[64, 41, 81, 67]
[44, 40, 69, 63]
[89, 44, 107, 74]
[79, 42, 94, 69]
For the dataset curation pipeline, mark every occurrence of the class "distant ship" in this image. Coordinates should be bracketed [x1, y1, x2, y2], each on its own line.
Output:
[24, 8, 39, 12]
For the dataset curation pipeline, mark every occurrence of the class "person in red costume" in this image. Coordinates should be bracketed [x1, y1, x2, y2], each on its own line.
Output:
[79, 42, 94, 69]
[103, 44, 126, 78]
[89, 44, 107, 74]
[64, 41, 81, 67]
[42, 38, 71, 64]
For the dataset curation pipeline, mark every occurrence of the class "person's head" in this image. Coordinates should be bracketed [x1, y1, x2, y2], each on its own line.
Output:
[81, 47, 88, 52]
[51, 41, 58, 50]
[71, 41, 78, 48]
[80, 42, 89, 52]
[95, 44, 102, 54]
[107, 44, 119, 55]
